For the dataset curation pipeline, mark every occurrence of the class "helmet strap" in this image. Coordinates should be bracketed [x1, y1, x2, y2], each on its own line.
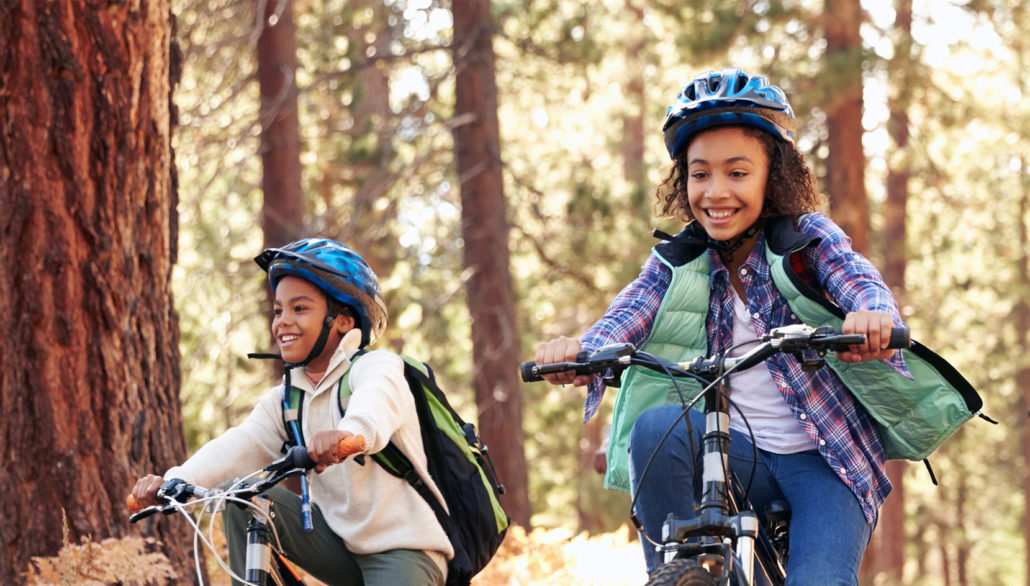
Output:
[283, 313, 339, 370]
[708, 222, 761, 263]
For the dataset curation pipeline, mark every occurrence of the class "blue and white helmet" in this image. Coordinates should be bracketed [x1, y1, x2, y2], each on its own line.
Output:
[662, 68, 796, 159]
[255, 238, 388, 347]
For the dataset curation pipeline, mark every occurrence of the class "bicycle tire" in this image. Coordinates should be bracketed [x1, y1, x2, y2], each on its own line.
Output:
[645, 558, 718, 586]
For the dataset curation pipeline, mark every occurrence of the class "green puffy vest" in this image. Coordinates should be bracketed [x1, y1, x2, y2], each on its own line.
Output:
[603, 218, 983, 494]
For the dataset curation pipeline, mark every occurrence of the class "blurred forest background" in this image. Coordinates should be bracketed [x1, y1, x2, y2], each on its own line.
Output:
[1, 0, 1028, 584]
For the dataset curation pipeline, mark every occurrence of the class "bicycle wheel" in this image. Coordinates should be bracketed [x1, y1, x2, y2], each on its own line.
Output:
[645, 558, 718, 586]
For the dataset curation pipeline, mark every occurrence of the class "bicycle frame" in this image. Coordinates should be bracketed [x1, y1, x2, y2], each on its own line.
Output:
[522, 324, 908, 585]
[652, 379, 785, 586]
[245, 493, 307, 585]
[129, 436, 365, 586]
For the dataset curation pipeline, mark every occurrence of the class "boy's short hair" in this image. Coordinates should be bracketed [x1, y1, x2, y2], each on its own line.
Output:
[327, 298, 357, 321]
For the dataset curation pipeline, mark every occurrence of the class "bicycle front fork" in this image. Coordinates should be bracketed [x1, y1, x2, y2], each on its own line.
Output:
[245, 495, 277, 584]
[659, 509, 760, 584]
[657, 406, 762, 584]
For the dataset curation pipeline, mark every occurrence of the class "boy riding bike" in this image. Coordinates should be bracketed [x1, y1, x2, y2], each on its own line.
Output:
[534, 68, 907, 584]
[131, 238, 450, 586]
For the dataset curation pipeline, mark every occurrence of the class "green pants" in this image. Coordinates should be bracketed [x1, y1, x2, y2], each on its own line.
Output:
[223, 485, 444, 586]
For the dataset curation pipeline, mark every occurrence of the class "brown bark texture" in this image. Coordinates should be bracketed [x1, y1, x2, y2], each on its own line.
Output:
[0, 0, 192, 583]
[451, 0, 531, 528]
[257, 0, 303, 373]
[258, 0, 304, 249]
[823, 0, 869, 254]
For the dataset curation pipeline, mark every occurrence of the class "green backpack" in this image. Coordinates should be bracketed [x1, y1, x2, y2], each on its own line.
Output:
[281, 352, 509, 586]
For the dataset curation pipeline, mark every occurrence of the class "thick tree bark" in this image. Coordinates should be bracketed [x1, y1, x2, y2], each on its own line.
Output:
[258, 0, 304, 249]
[0, 0, 191, 583]
[823, 0, 869, 253]
[451, 0, 531, 528]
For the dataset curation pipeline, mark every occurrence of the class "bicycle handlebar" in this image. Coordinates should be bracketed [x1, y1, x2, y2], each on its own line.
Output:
[127, 434, 367, 516]
[520, 325, 910, 383]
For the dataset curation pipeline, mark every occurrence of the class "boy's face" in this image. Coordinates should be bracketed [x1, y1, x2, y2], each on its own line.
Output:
[273, 275, 351, 370]
[685, 126, 769, 242]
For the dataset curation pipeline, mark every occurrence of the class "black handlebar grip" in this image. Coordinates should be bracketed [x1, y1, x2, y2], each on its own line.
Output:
[286, 446, 317, 470]
[887, 326, 910, 349]
[520, 361, 542, 383]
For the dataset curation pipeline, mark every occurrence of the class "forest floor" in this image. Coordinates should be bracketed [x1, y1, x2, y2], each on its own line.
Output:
[23, 520, 648, 585]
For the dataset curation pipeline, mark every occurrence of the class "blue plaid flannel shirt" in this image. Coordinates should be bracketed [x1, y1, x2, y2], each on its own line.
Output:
[579, 212, 907, 523]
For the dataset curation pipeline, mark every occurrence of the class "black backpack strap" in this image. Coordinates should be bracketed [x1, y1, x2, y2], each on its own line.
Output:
[923, 459, 938, 485]
[376, 361, 466, 576]
[374, 444, 456, 534]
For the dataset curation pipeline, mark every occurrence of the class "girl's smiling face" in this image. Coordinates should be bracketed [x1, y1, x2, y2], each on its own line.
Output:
[686, 126, 769, 242]
[273, 276, 348, 370]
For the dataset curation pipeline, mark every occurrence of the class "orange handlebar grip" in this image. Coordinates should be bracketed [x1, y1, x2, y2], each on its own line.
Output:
[336, 434, 366, 459]
[127, 494, 142, 513]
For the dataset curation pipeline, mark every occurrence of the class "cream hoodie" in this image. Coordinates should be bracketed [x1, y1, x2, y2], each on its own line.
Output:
[165, 329, 452, 575]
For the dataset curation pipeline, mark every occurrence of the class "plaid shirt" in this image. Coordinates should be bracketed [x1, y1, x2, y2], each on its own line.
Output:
[580, 212, 905, 523]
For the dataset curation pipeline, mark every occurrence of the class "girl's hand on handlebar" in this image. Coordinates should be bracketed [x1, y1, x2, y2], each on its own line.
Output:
[309, 430, 361, 473]
[534, 336, 596, 387]
[838, 310, 897, 363]
[131, 474, 165, 509]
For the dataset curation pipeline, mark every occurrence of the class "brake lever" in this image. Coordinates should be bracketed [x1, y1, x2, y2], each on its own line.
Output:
[576, 342, 636, 365]
[576, 343, 636, 386]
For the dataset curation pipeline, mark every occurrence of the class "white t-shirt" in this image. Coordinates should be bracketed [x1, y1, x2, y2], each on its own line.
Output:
[727, 289, 817, 454]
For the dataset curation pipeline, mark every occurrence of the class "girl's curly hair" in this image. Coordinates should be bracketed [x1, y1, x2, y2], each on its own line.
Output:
[655, 126, 823, 222]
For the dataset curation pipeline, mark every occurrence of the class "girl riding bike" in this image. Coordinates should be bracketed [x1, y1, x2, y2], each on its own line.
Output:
[534, 68, 908, 584]
[131, 239, 451, 586]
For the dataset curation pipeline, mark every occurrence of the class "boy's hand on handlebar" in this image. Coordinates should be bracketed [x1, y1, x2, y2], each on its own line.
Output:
[838, 310, 897, 363]
[130, 474, 165, 510]
[535, 336, 596, 387]
[309, 430, 361, 473]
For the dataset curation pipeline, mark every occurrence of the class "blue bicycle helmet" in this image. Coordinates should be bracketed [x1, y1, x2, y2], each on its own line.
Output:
[255, 238, 388, 348]
[662, 68, 796, 159]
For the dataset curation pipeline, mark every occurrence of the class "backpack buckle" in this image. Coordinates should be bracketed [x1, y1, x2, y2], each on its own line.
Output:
[403, 468, 424, 489]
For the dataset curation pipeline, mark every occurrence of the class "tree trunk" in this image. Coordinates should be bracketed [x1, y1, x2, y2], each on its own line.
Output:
[0, 0, 192, 582]
[451, 0, 531, 528]
[871, 0, 914, 581]
[823, 0, 869, 253]
[257, 0, 303, 385]
[338, 0, 395, 273]
[955, 479, 969, 586]
[621, 1, 646, 186]
[1014, 7, 1030, 583]
[258, 0, 304, 249]
[1018, 157, 1030, 586]
[939, 526, 953, 586]
[576, 416, 604, 531]
[823, 1, 879, 580]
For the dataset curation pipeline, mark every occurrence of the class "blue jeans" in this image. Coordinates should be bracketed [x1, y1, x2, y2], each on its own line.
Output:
[628, 405, 875, 585]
